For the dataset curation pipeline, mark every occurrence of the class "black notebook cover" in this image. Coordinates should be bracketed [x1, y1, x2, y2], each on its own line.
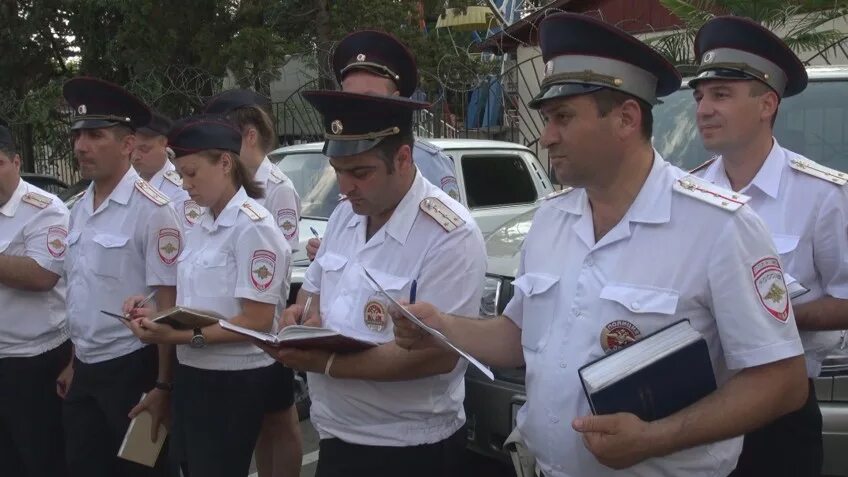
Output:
[579, 323, 717, 422]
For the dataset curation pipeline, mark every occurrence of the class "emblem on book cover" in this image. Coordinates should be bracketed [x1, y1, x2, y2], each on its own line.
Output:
[600, 320, 641, 352]
[363, 296, 388, 332]
[752, 257, 790, 323]
[251, 250, 277, 292]
[157, 228, 181, 265]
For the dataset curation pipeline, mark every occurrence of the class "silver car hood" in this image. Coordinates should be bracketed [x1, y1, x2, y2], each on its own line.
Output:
[484, 206, 538, 278]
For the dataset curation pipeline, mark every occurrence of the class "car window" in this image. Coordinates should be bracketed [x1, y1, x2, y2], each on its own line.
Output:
[461, 154, 537, 208]
[272, 152, 340, 219]
[653, 79, 848, 171]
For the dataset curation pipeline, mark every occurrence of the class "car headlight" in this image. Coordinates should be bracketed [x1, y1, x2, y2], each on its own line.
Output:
[480, 275, 503, 317]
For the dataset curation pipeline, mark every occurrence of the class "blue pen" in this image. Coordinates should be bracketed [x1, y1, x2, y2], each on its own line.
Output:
[310, 226, 320, 238]
[409, 279, 417, 304]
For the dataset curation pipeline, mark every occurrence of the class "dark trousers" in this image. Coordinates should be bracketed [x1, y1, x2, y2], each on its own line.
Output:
[171, 363, 272, 477]
[731, 379, 822, 477]
[0, 340, 71, 477]
[63, 345, 169, 477]
[315, 426, 466, 477]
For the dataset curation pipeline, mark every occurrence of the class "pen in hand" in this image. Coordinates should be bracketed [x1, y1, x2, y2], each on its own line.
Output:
[299, 295, 313, 326]
[409, 279, 417, 305]
[136, 290, 157, 309]
[310, 227, 320, 238]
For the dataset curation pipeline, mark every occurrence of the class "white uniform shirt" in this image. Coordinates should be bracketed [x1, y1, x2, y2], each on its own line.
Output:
[694, 140, 848, 377]
[149, 160, 190, 203]
[0, 179, 69, 357]
[175, 187, 289, 371]
[65, 167, 181, 363]
[414, 140, 459, 201]
[302, 172, 486, 446]
[504, 155, 803, 477]
[255, 157, 301, 252]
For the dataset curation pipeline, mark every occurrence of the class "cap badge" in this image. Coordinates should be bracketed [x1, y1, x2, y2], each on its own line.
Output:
[331, 119, 344, 135]
[356, 53, 366, 62]
[702, 51, 715, 64]
[78, 104, 87, 115]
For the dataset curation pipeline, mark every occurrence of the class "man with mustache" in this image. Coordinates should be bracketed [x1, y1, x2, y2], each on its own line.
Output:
[689, 16, 848, 477]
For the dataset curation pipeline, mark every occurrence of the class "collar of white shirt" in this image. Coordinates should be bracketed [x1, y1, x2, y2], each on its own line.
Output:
[254, 157, 274, 185]
[0, 178, 28, 217]
[344, 170, 428, 246]
[201, 186, 249, 232]
[550, 151, 673, 225]
[83, 166, 139, 215]
[705, 138, 784, 199]
[149, 160, 175, 187]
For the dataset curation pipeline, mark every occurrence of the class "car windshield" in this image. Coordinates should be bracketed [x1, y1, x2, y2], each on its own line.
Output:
[653, 79, 848, 171]
[271, 151, 339, 219]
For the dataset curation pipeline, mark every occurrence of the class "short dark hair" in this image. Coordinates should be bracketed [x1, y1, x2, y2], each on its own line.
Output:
[199, 149, 265, 199]
[372, 130, 414, 174]
[591, 89, 653, 141]
[748, 81, 779, 128]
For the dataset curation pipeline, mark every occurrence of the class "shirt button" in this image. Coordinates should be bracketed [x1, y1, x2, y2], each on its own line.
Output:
[574, 312, 583, 319]
[631, 301, 641, 311]
[585, 257, 594, 267]
[560, 362, 567, 368]
[551, 416, 560, 424]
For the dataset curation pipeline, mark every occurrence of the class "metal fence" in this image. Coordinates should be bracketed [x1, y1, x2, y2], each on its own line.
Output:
[11, 116, 79, 185]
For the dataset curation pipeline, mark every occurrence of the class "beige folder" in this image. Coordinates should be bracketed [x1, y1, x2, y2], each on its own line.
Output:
[117, 393, 167, 467]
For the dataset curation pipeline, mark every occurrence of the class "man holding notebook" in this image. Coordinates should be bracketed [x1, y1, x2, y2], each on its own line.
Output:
[688, 17, 848, 476]
[260, 90, 486, 477]
[391, 13, 807, 477]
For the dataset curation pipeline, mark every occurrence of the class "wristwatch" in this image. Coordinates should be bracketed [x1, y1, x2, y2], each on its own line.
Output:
[190, 328, 206, 349]
[154, 381, 173, 392]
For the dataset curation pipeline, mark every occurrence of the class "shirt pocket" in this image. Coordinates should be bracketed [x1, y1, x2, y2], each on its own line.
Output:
[513, 273, 559, 352]
[0, 240, 9, 254]
[91, 233, 131, 279]
[193, 250, 232, 298]
[599, 284, 680, 342]
[317, 252, 348, 293]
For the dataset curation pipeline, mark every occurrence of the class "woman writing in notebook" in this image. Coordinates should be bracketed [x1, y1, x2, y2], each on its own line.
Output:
[121, 115, 291, 477]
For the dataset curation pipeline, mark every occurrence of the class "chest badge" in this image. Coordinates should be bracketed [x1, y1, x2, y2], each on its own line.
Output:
[363, 295, 389, 332]
[600, 320, 641, 353]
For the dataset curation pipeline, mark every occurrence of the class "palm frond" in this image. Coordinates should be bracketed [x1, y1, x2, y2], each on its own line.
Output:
[784, 29, 846, 53]
[659, 0, 715, 28]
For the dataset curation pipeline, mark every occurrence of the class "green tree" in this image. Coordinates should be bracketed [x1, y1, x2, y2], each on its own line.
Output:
[647, 0, 848, 66]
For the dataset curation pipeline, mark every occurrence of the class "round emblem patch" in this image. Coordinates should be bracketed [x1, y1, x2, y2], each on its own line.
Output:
[276, 208, 298, 241]
[363, 299, 388, 332]
[440, 176, 460, 201]
[331, 120, 343, 135]
[78, 104, 87, 115]
[47, 226, 68, 258]
[183, 200, 202, 226]
[157, 228, 181, 264]
[702, 51, 715, 64]
[251, 250, 277, 292]
[600, 320, 641, 353]
[356, 53, 366, 62]
[752, 257, 790, 323]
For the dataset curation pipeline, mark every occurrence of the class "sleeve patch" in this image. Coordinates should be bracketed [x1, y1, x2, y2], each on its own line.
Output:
[183, 200, 203, 226]
[251, 250, 276, 291]
[47, 226, 68, 258]
[157, 228, 181, 265]
[276, 208, 298, 240]
[752, 257, 790, 323]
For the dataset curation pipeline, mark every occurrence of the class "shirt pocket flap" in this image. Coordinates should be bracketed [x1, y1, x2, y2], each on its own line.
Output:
[67, 231, 81, 245]
[363, 267, 410, 292]
[513, 273, 559, 297]
[772, 234, 800, 255]
[317, 252, 348, 272]
[91, 233, 130, 249]
[0, 241, 9, 253]
[600, 284, 679, 314]
[198, 250, 227, 268]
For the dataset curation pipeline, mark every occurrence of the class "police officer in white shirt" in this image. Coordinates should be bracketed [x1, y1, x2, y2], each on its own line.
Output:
[59, 77, 180, 477]
[392, 13, 808, 477]
[688, 17, 848, 477]
[262, 90, 486, 477]
[305, 30, 460, 261]
[203, 89, 303, 477]
[0, 125, 70, 477]
[131, 111, 188, 203]
[123, 116, 292, 477]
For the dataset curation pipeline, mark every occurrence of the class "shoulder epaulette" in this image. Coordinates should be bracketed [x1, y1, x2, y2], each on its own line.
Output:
[673, 175, 750, 212]
[689, 157, 717, 175]
[163, 170, 183, 187]
[134, 179, 170, 206]
[268, 166, 286, 184]
[542, 187, 574, 200]
[789, 157, 847, 186]
[21, 191, 53, 209]
[415, 139, 440, 155]
[419, 197, 465, 232]
[240, 201, 267, 221]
